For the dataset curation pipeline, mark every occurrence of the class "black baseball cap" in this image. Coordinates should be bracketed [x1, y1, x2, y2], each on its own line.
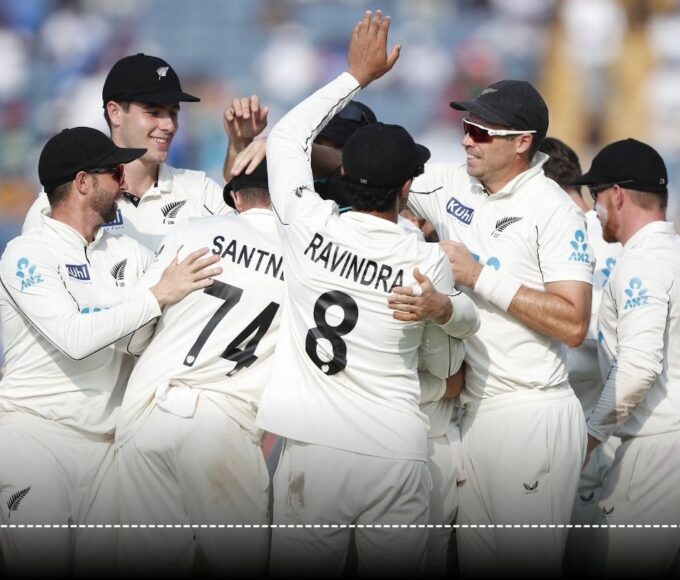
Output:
[450, 80, 549, 142]
[342, 123, 430, 189]
[102, 53, 200, 106]
[317, 101, 377, 147]
[39, 127, 146, 193]
[223, 158, 269, 208]
[572, 138, 668, 194]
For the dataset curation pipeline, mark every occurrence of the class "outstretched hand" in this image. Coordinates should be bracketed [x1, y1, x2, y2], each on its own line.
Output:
[348, 10, 400, 88]
[223, 95, 269, 147]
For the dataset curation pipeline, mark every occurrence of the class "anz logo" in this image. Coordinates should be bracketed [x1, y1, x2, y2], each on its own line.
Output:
[568, 229, 591, 264]
[472, 253, 501, 271]
[103, 209, 124, 229]
[66, 263, 90, 282]
[446, 196, 474, 225]
[623, 277, 649, 310]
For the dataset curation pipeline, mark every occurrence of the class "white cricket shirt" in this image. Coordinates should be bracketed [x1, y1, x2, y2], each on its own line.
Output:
[409, 159, 594, 402]
[0, 214, 160, 435]
[567, 210, 622, 416]
[257, 73, 464, 462]
[23, 163, 232, 251]
[590, 221, 680, 440]
[116, 211, 284, 446]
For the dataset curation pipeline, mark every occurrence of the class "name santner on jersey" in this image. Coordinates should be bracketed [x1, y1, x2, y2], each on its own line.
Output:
[212, 235, 284, 281]
[304, 232, 404, 293]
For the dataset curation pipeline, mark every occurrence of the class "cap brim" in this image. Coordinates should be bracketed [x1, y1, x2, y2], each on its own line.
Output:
[449, 100, 512, 127]
[415, 143, 431, 167]
[570, 171, 606, 186]
[125, 90, 200, 104]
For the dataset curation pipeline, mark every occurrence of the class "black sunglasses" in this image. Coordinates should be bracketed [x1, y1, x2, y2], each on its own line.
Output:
[87, 165, 124, 184]
[587, 179, 634, 202]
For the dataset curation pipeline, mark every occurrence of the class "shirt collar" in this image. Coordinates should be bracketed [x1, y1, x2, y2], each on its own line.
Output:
[156, 162, 173, 194]
[41, 211, 106, 249]
[624, 221, 676, 250]
[470, 151, 549, 199]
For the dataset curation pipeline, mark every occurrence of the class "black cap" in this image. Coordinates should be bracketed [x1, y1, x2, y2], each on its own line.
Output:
[450, 79, 549, 142]
[102, 53, 200, 106]
[223, 158, 269, 208]
[572, 138, 668, 194]
[39, 127, 146, 193]
[342, 123, 430, 189]
[317, 101, 377, 147]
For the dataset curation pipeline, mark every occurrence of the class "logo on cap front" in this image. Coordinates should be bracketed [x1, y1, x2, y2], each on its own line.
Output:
[480, 88, 498, 97]
[156, 66, 169, 80]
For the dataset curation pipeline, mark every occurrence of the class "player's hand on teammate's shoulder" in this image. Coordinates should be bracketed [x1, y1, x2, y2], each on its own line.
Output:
[231, 139, 267, 178]
[348, 10, 401, 88]
[223, 94, 269, 147]
[151, 248, 222, 307]
[388, 268, 453, 324]
[439, 240, 482, 288]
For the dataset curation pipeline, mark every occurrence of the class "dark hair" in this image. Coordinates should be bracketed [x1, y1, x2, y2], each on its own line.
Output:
[46, 180, 73, 207]
[236, 186, 271, 207]
[341, 178, 401, 213]
[539, 137, 582, 189]
[103, 101, 131, 131]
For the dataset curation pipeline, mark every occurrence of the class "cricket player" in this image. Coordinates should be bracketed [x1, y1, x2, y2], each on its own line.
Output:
[256, 11, 479, 577]
[575, 139, 680, 577]
[0, 127, 220, 576]
[23, 53, 239, 250]
[397, 82, 594, 576]
[116, 158, 280, 577]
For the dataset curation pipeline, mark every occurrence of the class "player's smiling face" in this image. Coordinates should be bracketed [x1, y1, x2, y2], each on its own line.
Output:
[117, 102, 179, 164]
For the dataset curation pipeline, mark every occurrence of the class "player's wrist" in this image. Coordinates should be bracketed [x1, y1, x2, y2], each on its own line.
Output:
[473, 266, 521, 312]
[431, 291, 453, 325]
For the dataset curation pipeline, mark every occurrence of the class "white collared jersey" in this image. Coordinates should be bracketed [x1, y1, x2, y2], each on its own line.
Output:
[409, 158, 594, 402]
[257, 73, 460, 462]
[116, 210, 284, 446]
[23, 164, 232, 251]
[590, 221, 680, 440]
[567, 210, 622, 416]
[0, 215, 160, 435]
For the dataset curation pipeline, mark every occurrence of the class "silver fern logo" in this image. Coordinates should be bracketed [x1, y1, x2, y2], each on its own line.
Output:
[7, 486, 31, 516]
[161, 200, 187, 224]
[523, 480, 539, 494]
[111, 259, 128, 287]
[492, 216, 522, 238]
[156, 66, 169, 80]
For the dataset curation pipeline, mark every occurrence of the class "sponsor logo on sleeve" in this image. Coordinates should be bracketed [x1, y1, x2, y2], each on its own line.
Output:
[492, 216, 522, 238]
[595, 257, 617, 289]
[623, 277, 649, 310]
[568, 229, 591, 263]
[445, 196, 474, 225]
[102, 209, 124, 230]
[111, 258, 128, 287]
[161, 200, 187, 224]
[15, 258, 44, 291]
[66, 264, 91, 282]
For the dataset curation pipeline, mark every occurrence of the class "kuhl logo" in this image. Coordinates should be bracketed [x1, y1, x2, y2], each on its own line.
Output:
[161, 200, 187, 224]
[446, 196, 474, 225]
[624, 277, 649, 310]
[66, 264, 90, 281]
[523, 481, 539, 494]
[103, 209, 124, 228]
[111, 259, 128, 287]
[569, 229, 591, 264]
[7, 486, 31, 517]
[15, 258, 44, 291]
[492, 216, 522, 238]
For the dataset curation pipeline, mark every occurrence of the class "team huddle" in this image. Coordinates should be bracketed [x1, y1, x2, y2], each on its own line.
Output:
[1, 11, 679, 579]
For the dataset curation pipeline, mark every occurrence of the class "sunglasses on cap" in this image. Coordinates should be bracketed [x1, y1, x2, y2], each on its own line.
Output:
[338, 102, 372, 124]
[87, 164, 125, 184]
[462, 119, 536, 143]
[587, 179, 635, 202]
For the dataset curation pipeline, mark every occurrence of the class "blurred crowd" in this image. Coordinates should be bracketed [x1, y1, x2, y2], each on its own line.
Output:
[1, 0, 679, 255]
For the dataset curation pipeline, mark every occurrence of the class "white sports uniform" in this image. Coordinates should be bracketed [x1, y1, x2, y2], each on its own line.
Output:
[564, 210, 622, 574]
[0, 213, 159, 576]
[257, 73, 479, 577]
[22, 163, 231, 251]
[588, 221, 680, 577]
[116, 211, 283, 576]
[409, 159, 593, 577]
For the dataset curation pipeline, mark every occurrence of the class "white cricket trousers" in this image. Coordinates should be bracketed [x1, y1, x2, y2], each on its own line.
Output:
[425, 424, 462, 577]
[590, 431, 680, 578]
[269, 439, 431, 578]
[117, 397, 270, 577]
[0, 412, 117, 577]
[456, 387, 586, 578]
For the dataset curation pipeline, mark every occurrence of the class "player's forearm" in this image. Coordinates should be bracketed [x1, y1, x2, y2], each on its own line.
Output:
[506, 285, 589, 348]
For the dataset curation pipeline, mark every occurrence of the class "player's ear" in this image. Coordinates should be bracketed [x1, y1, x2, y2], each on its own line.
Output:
[106, 101, 124, 129]
[515, 133, 533, 155]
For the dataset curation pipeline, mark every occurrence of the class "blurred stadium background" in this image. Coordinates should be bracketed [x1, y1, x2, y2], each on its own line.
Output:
[1, 0, 679, 360]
